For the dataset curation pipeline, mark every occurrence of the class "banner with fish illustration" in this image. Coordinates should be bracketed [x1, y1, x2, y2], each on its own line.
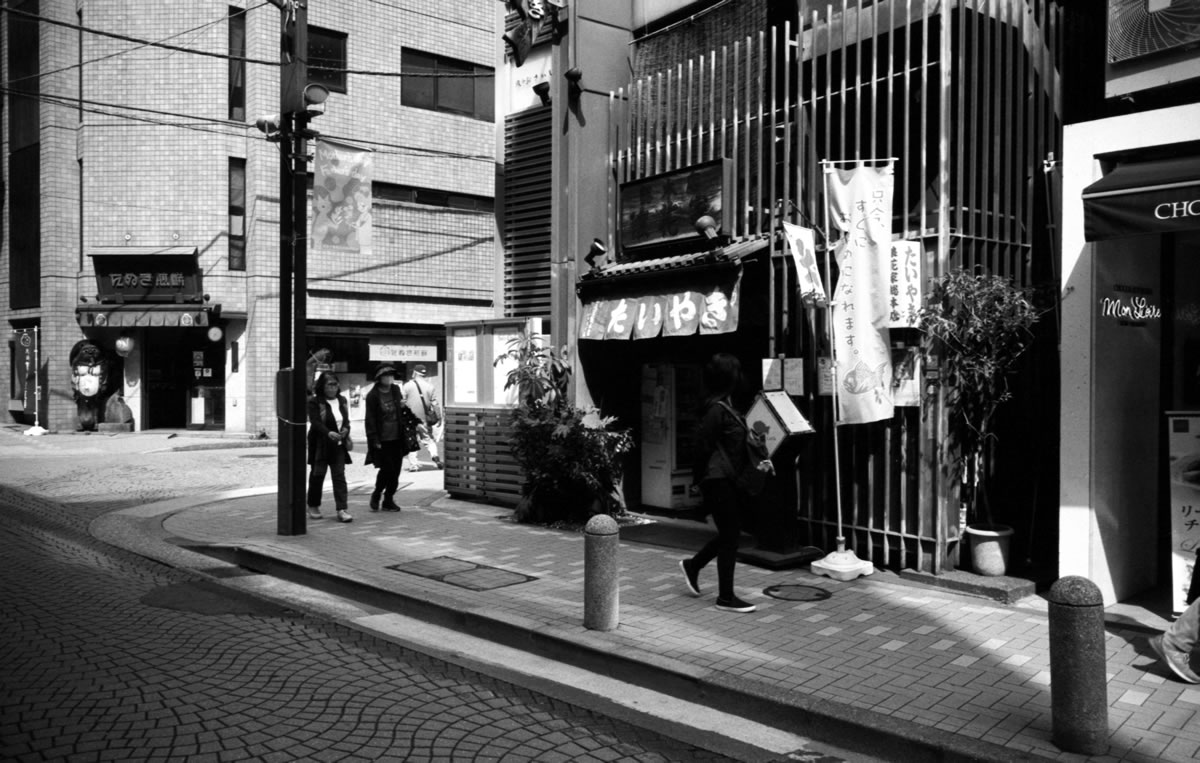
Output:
[826, 165, 895, 425]
[782, 222, 827, 308]
[312, 139, 374, 254]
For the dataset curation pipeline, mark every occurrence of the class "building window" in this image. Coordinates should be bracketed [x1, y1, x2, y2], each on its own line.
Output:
[308, 26, 347, 93]
[375, 182, 494, 213]
[8, 0, 40, 309]
[401, 49, 494, 121]
[228, 7, 246, 121]
[229, 158, 246, 271]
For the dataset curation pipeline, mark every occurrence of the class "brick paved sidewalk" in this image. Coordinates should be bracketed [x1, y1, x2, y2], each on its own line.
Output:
[160, 476, 1200, 763]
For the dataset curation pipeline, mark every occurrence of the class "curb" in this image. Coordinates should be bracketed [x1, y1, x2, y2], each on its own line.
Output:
[76, 485, 1046, 763]
[180, 541, 1042, 763]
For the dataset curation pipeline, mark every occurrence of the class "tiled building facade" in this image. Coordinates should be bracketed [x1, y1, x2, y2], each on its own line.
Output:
[3, 0, 497, 434]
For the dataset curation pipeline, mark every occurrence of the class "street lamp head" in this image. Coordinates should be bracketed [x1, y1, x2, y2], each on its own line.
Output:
[303, 84, 330, 117]
[255, 113, 282, 140]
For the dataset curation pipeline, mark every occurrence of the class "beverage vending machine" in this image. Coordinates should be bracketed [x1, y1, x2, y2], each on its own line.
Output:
[640, 362, 704, 512]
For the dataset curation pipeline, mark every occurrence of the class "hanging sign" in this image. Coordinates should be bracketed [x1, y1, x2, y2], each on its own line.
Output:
[312, 139, 374, 255]
[782, 222, 827, 308]
[888, 240, 922, 328]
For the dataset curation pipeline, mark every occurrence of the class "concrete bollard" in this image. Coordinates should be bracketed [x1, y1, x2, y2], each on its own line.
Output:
[584, 514, 619, 631]
[1048, 575, 1108, 755]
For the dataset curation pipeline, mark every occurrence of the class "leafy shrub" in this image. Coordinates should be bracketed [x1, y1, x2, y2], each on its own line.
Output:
[495, 331, 633, 524]
[919, 268, 1039, 525]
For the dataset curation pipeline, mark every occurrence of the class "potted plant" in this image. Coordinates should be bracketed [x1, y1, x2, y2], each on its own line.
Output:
[919, 268, 1039, 576]
[495, 331, 634, 525]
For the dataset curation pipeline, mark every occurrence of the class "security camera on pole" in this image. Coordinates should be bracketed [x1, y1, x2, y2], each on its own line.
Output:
[257, 0, 328, 535]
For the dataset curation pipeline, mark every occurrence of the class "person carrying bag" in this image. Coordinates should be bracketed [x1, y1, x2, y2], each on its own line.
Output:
[678, 353, 774, 613]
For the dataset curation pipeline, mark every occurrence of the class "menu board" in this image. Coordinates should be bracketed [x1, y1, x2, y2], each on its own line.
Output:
[1168, 412, 1200, 614]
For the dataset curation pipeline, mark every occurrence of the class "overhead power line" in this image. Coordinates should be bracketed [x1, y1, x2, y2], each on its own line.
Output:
[2, 2, 272, 89]
[0, 6, 496, 77]
[0, 85, 496, 162]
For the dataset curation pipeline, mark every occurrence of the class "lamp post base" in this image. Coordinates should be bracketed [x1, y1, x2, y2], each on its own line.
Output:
[811, 538, 875, 581]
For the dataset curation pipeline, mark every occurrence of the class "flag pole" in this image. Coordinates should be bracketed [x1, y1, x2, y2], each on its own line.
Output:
[25, 326, 47, 436]
[810, 160, 874, 581]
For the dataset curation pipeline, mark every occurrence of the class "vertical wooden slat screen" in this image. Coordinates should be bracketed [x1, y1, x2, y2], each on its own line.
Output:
[604, 0, 1061, 572]
[502, 106, 554, 318]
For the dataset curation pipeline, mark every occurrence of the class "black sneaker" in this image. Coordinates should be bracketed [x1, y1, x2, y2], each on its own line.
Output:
[381, 499, 402, 512]
[369, 492, 381, 511]
[679, 560, 701, 597]
[715, 596, 757, 613]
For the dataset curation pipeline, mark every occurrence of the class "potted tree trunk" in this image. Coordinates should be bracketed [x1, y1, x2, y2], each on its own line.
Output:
[919, 268, 1039, 576]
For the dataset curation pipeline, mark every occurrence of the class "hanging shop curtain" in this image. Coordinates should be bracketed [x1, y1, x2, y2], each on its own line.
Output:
[1082, 155, 1200, 242]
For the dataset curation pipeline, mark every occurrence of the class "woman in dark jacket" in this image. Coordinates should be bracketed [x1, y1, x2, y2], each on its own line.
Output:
[363, 365, 423, 512]
[679, 353, 773, 613]
[307, 371, 354, 523]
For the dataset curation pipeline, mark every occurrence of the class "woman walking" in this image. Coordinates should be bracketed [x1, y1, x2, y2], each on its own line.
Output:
[364, 365, 423, 512]
[679, 353, 773, 613]
[307, 371, 354, 523]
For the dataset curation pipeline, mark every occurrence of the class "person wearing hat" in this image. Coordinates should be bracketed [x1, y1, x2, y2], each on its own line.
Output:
[364, 365, 423, 511]
[401, 363, 443, 471]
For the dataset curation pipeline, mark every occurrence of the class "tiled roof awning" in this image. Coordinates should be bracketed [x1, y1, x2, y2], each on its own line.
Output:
[1082, 155, 1200, 241]
[577, 238, 767, 341]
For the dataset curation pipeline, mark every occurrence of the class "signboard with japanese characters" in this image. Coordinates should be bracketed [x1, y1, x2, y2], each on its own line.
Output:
[1168, 412, 1200, 614]
[89, 247, 203, 303]
[578, 273, 741, 341]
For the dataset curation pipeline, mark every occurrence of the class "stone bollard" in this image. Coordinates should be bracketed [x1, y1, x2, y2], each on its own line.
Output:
[584, 514, 619, 631]
[1047, 576, 1108, 755]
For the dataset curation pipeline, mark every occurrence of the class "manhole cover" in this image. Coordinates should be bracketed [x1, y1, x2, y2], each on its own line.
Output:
[763, 584, 833, 602]
[387, 556, 538, 591]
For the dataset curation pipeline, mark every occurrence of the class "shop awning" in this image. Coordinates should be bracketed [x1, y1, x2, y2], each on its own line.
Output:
[577, 237, 767, 340]
[76, 304, 217, 328]
[1082, 155, 1200, 241]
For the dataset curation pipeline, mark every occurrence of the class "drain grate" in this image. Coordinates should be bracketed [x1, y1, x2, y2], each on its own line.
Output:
[387, 556, 538, 591]
[763, 584, 833, 602]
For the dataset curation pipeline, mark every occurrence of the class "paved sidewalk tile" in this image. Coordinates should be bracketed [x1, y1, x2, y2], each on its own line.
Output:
[161, 479, 1197, 763]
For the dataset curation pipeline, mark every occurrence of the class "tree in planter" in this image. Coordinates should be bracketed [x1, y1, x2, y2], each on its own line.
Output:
[494, 331, 634, 525]
[918, 269, 1039, 571]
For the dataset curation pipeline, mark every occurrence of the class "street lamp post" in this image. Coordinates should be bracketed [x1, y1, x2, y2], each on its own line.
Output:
[261, 0, 314, 535]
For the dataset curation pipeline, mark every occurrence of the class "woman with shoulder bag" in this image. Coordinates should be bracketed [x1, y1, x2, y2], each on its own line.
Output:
[307, 371, 354, 523]
[679, 353, 774, 613]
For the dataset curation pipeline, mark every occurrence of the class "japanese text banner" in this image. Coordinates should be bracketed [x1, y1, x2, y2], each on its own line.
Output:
[827, 165, 895, 425]
[782, 222, 827, 308]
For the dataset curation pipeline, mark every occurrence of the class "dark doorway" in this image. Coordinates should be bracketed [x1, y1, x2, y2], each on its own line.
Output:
[142, 330, 225, 429]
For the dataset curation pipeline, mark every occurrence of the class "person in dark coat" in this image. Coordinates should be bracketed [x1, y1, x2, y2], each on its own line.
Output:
[678, 353, 773, 613]
[307, 371, 354, 523]
[364, 365, 422, 512]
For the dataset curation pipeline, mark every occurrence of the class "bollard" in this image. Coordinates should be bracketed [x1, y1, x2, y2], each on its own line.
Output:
[584, 514, 619, 631]
[1048, 576, 1108, 755]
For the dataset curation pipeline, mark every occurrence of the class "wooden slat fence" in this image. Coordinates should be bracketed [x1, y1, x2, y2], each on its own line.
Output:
[442, 407, 523, 507]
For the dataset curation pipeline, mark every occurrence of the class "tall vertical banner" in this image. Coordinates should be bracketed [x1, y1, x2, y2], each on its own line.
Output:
[826, 165, 895, 425]
[12, 328, 36, 416]
[312, 139, 374, 254]
[782, 222, 828, 308]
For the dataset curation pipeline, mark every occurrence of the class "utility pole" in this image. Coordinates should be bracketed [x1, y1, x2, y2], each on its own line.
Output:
[263, 0, 312, 535]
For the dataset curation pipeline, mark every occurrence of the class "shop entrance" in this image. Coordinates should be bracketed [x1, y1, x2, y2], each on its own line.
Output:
[142, 330, 225, 430]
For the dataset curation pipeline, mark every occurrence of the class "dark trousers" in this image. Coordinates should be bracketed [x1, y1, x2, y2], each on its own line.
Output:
[307, 446, 348, 510]
[373, 441, 406, 499]
[690, 478, 742, 599]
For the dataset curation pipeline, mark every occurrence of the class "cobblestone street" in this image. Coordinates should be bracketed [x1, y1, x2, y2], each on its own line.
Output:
[0, 497, 736, 762]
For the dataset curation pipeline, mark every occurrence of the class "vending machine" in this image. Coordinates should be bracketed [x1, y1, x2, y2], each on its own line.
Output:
[640, 362, 704, 511]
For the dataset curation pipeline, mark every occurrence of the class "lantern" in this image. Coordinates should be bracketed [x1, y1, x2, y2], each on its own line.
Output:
[115, 335, 135, 358]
